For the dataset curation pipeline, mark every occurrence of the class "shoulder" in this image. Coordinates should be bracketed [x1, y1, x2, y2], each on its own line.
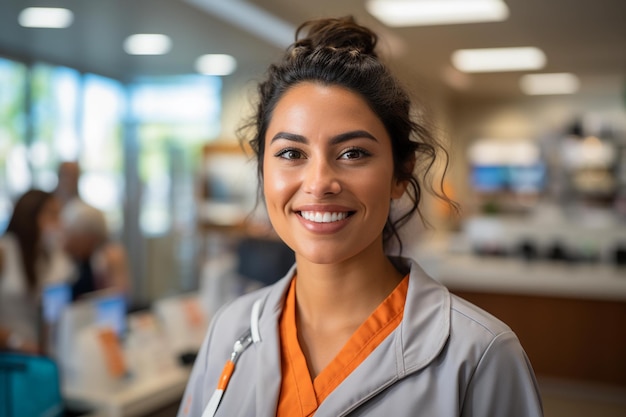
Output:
[449, 294, 512, 339]
[444, 291, 535, 394]
[212, 285, 271, 326]
[402, 257, 521, 366]
[447, 298, 542, 415]
[403, 256, 512, 341]
[0, 234, 18, 252]
[205, 284, 274, 350]
[209, 266, 293, 330]
[0, 235, 25, 291]
[0, 236, 11, 270]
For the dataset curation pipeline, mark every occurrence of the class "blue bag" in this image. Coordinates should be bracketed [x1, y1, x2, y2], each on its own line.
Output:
[0, 352, 63, 417]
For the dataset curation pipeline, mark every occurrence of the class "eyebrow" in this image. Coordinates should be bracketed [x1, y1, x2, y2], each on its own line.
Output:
[270, 130, 379, 145]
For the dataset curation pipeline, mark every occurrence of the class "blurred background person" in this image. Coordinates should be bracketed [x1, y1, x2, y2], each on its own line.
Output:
[54, 161, 81, 208]
[61, 199, 131, 300]
[0, 189, 72, 353]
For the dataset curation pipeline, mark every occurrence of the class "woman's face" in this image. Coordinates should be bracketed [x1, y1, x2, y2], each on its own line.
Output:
[263, 82, 406, 265]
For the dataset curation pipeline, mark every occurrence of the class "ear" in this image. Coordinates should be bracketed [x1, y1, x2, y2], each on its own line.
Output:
[391, 157, 415, 199]
[390, 178, 407, 200]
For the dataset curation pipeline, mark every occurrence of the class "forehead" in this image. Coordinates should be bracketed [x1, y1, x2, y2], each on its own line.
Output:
[268, 82, 386, 136]
[276, 82, 369, 112]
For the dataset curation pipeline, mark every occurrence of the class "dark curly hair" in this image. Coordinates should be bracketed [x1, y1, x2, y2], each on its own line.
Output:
[240, 16, 457, 253]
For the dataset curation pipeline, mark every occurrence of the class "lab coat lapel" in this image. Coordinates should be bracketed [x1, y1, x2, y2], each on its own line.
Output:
[315, 259, 451, 416]
[254, 267, 294, 416]
[316, 331, 402, 416]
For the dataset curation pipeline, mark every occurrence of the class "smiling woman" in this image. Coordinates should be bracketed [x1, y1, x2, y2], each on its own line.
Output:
[178, 16, 544, 417]
[263, 82, 406, 268]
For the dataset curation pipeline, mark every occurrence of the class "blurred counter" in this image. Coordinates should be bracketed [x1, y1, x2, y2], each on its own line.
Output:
[63, 367, 190, 417]
[425, 253, 626, 302]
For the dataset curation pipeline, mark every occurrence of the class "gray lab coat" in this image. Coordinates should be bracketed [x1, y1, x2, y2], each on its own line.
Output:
[178, 258, 543, 416]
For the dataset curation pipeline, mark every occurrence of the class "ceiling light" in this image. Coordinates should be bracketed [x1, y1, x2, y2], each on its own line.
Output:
[452, 47, 546, 73]
[366, 0, 509, 27]
[196, 54, 237, 76]
[18, 7, 74, 29]
[124, 34, 172, 55]
[520, 73, 580, 95]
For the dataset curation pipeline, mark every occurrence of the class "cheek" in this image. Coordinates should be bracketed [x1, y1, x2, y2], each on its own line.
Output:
[359, 167, 398, 217]
[360, 165, 397, 196]
[262, 162, 294, 211]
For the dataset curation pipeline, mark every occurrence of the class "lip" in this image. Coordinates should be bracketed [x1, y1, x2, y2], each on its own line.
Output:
[294, 204, 355, 234]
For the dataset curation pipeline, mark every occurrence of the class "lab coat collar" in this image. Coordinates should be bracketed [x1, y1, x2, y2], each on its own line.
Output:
[252, 258, 451, 416]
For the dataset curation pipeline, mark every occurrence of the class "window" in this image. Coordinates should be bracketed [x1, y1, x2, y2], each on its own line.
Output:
[81, 74, 126, 233]
[0, 57, 27, 231]
[30, 64, 80, 190]
[130, 75, 222, 236]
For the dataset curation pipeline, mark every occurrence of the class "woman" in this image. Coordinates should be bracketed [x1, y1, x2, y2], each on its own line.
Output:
[0, 189, 71, 353]
[179, 17, 543, 417]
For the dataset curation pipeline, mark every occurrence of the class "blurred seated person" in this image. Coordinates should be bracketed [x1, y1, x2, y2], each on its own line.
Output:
[61, 199, 131, 300]
[54, 161, 81, 207]
[0, 190, 72, 353]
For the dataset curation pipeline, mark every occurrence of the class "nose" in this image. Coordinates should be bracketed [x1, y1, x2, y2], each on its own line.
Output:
[302, 157, 341, 197]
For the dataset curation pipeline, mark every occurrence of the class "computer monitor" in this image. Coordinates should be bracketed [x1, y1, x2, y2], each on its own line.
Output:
[55, 291, 127, 360]
[55, 291, 128, 389]
[92, 293, 127, 338]
[41, 282, 72, 325]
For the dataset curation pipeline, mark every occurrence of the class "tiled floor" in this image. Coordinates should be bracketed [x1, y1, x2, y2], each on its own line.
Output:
[539, 378, 626, 417]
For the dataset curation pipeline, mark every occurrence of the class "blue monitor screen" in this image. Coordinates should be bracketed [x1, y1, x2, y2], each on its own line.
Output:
[94, 294, 127, 337]
[508, 164, 546, 193]
[471, 165, 508, 192]
[41, 283, 71, 324]
[471, 164, 546, 193]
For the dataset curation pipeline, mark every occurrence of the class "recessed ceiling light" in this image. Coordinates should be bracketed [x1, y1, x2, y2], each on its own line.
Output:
[366, 0, 509, 27]
[124, 34, 172, 55]
[520, 73, 580, 95]
[195, 54, 237, 76]
[18, 7, 74, 29]
[452, 47, 546, 73]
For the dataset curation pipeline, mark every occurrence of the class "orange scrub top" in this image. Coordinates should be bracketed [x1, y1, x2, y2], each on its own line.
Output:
[277, 274, 409, 417]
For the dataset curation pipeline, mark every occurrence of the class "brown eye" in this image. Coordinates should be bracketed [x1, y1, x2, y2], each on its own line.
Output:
[340, 147, 370, 160]
[276, 148, 304, 160]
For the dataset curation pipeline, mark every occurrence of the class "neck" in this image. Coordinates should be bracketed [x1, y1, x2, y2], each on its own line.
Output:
[294, 246, 404, 332]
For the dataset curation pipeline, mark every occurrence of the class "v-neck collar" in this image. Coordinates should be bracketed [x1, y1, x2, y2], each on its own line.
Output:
[278, 274, 409, 416]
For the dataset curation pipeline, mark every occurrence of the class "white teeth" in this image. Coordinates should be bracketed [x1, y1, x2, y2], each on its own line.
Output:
[301, 211, 348, 223]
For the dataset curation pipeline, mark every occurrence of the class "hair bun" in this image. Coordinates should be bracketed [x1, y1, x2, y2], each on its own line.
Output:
[294, 16, 378, 57]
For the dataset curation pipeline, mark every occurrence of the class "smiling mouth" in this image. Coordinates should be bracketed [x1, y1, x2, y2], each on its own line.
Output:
[298, 211, 354, 223]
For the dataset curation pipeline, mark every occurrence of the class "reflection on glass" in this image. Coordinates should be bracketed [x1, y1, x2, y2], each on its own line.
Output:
[0, 57, 27, 231]
[81, 74, 126, 234]
[31, 63, 80, 189]
[131, 75, 222, 236]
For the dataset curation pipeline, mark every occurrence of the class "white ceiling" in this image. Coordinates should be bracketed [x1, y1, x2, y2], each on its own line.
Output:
[0, 0, 624, 100]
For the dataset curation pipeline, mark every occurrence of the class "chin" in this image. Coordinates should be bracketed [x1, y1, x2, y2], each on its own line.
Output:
[295, 245, 360, 266]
